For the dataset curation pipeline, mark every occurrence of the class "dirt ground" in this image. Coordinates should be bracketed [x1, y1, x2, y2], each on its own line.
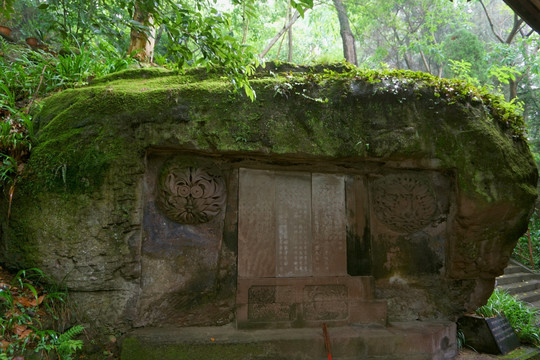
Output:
[456, 349, 499, 359]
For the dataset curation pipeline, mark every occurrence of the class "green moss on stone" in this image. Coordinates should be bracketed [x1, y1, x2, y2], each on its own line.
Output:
[23, 64, 535, 207]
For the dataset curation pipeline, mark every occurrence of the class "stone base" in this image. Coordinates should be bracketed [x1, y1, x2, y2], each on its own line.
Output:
[236, 276, 386, 329]
[121, 321, 457, 360]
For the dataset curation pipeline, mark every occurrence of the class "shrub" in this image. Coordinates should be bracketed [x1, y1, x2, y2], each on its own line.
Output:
[475, 289, 540, 346]
[0, 267, 84, 359]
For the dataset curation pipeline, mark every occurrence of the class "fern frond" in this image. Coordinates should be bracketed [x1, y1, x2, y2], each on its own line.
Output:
[58, 324, 84, 343]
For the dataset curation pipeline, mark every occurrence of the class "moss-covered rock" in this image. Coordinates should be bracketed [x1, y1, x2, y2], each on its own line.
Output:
[0, 64, 536, 332]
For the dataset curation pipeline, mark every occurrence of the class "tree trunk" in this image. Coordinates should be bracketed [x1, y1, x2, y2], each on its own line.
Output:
[288, 5, 293, 62]
[128, 0, 156, 63]
[332, 0, 357, 66]
[509, 78, 518, 100]
[260, 11, 301, 59]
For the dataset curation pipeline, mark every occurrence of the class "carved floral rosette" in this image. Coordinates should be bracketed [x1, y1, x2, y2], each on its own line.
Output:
[372, 174, 437, 233]
[156, 158, 226, 225]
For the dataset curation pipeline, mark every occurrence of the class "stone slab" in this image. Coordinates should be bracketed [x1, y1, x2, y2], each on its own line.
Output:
[238, 168, 276, 278]
[137, 155, 230, 327]
[345, 175, 371, 276]
[121, 321, 457, 360]
[238, 169, 348, 279]
[236, 276, 386, 329]
[275, 171, 312, 277]
[312, 173, 347, 276]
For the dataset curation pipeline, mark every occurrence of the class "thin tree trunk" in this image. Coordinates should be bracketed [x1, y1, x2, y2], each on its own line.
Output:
[419, 49, 431, 74]
[242, 1, 249, 44]
[288, 7, 293, 62]
[480, 2, 527, 101]
[128, 0, 156, 63]
[260, 10, 301, 59]
[509, 79, 518, 100]
[332, 0, 357, 66]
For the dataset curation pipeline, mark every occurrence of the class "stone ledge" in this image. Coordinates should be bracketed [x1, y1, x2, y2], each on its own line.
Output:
[120, 321, 457, 360]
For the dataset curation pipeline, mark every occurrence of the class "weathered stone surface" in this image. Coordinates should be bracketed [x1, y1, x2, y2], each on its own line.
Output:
[120, 321, 457, 360]
[0, 64, 536, 334]
[236, 276, 386, 328]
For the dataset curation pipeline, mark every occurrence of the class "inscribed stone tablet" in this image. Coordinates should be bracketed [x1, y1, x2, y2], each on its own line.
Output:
[312, 173, 347, 276]
[275, 172, 312, 277]
[238, 169, 276, 278]
[486, 316, 520, 354]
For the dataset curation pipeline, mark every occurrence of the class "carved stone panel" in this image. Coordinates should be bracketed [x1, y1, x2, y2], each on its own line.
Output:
[248, 286, 296, 321]
[312, 173, 347, 276]
[275, 172, 312, 277]
[371, 173, 437, 233]
[236, 169, 387, 328]
[139, 154, 231, 328]
[236, 277, 387, 328]
[238, 169, 347, 278]
[369, 171, 451, 279]
[156, 157, 226, 225]
[238, 169, 276, 278]
[303, 285, 348, 320]
[345, 175, 371, 276]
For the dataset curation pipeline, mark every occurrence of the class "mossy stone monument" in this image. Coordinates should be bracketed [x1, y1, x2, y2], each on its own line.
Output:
[0, 64, 536, 359]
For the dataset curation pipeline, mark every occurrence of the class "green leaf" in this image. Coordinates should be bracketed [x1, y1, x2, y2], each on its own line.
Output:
[291, 0, 313, 16]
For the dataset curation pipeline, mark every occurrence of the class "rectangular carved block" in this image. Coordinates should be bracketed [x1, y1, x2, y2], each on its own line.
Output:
[238, 169, 348, 279]
[303, 284, 348, 321]
[312, 173, 347, 276]
[275, 172, 312, 277]
[236, 168, 387, 329]
[238, 169, 276, 278]
[236, 277, 385, 329]
[248, 286, 296, 321]
[303, 301, 348, 321]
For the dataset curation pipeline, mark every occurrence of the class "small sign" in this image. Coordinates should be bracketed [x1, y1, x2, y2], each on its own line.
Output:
[485, 316, 521, 354]
[458, 315, 520, 355]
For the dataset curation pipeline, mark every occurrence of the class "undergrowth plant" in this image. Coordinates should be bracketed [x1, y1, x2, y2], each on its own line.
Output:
[0, 267, 84, 359]
[475, 289, 540, 346]
[0, 37, 136, 205]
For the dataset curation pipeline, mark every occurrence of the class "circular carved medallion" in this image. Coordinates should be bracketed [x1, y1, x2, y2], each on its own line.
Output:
[372, 174, 437, 233]
[156, 159, 226, 225]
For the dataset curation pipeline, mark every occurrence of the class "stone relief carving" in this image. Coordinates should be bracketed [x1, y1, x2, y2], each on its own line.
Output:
[372, 174, 437, 233]
[156, 158, 226, 224]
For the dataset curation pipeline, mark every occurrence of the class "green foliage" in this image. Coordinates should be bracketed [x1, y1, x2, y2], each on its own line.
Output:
[448, 59, 480, 87]
[475, 289, 540, 346]
[0, 38, 135, 190]
[0, 0, 14, 19]
[0, 267, 84, 359]
[164, 4, 259, 99]
[488, 65, 521, 86]
[443, 29, 486, 80]
[456, 329, 466, 350]
[513, 212, 540, 270]
[55, 41, 136, 87]
[33, 325, 84, 360]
